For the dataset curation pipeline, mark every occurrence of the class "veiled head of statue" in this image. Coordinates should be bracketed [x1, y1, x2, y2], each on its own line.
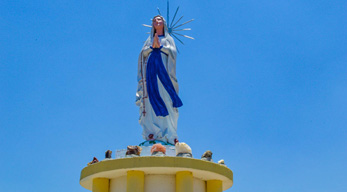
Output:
[152, 15, 166, 35]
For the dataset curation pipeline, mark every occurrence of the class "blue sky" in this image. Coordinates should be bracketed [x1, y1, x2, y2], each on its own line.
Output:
[1, 0, 346, 191]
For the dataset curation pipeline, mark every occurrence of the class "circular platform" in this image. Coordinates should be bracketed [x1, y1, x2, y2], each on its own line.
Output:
[80, 156, 233, 191]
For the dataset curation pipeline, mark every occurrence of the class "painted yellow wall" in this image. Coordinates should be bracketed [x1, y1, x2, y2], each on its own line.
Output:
[207, 180, 222, 192]
[92, 178, 109, 192]
[127, 171, 144, 192]
[176, 171, 193, 192]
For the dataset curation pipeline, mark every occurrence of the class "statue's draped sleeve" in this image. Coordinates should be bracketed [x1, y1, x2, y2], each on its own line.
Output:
[136, 40, 153, 107]
[136, 36, 179, 106]
[161, 37, 178, 93]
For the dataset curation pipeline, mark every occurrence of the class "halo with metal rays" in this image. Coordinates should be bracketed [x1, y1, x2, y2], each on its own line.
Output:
[143, 0, 194, 46]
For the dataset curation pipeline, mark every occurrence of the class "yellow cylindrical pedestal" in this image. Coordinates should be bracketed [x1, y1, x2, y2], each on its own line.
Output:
[81, 157, 233, 191]
[176, 171, 193, 192]
[207, 180, 223, 192]
[127, 171, 144, 192]
[92, 178, 109, 192]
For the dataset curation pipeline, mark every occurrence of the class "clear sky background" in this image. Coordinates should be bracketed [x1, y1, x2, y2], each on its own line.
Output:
[1, 0, 346, 191]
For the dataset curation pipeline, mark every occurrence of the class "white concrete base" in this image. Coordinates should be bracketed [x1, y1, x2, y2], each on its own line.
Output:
[194, 178, 206, 192]
[110, 176, 126, 192]
[145, 175, 175, 192]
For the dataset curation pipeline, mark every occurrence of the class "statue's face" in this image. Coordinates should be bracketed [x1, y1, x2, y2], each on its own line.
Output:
[153, 16, 164, 32]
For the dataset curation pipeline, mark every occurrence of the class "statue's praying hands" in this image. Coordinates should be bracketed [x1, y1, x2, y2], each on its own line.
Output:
[152, 33, 161, 48]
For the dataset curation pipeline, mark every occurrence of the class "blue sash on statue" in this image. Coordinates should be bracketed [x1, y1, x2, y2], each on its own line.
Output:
[146, 47, 183, 117]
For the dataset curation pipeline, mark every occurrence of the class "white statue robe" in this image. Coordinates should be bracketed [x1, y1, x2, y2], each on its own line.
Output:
[136, 34, 180, 144]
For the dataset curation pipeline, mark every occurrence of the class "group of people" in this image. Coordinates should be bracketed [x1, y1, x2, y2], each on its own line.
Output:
[87, 142, 226, 166]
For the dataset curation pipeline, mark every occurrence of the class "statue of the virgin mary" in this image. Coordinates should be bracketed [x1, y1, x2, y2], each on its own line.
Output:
[136, 15, 183, 145]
